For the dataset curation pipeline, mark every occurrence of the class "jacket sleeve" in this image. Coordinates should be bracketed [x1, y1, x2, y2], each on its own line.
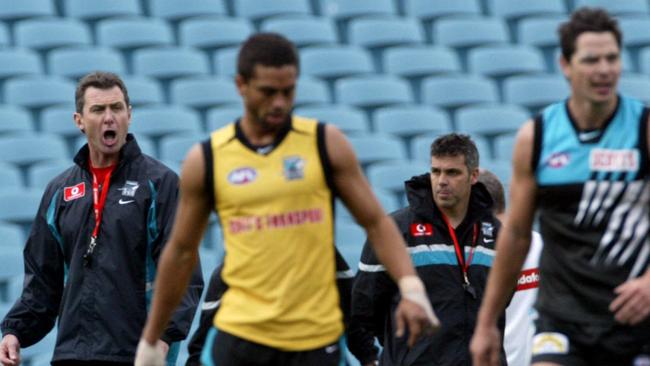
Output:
[185, 265, 227, 366]
[1, 185, 64, 347]
[348, 237, 397, 365]
[151, 170, 205, 344]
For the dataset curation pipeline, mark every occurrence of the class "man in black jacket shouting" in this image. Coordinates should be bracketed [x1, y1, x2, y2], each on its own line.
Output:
[350, 133, 506, 366]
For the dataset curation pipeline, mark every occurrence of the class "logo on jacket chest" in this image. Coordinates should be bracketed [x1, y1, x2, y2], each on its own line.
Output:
[63, 182, 85, 201]
[482, 222, 494, 243]
[410, 223, 433, 237]
[117, 180, 140, 197]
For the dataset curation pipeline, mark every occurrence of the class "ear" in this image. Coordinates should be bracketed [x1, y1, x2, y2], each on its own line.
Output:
[73, 112, 85, 134]
[469, 167, 479, 185]
[235, 74, 247, 97]
[127, 105, 132, 127]
[559, 54, 571, 79]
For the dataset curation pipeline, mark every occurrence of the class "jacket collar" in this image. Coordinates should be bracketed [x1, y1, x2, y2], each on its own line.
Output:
[74, 133, 142, 170]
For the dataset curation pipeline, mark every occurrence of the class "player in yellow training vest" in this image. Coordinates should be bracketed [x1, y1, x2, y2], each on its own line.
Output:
[136, 33, 439, 366]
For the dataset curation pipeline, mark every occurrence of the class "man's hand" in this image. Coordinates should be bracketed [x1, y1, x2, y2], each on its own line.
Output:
[0, 334, 21, 366]
[395, 276, 439, 347]
[134, 339, 168, 366]
[610, 274, 650, 325]
[470, 324, 502, 366]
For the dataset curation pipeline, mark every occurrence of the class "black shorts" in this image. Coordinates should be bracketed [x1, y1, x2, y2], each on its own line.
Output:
[201, 327, 343, 366]
[530, 312, 648, 366]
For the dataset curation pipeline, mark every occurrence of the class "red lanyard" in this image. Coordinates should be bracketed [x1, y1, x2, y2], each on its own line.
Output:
[84, 169, 113, 267]
[441, 214, 478, 286]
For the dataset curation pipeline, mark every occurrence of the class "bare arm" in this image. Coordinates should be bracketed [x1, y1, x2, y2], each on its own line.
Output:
[141, 144, 212, 345]
[471, 121, 538, 366]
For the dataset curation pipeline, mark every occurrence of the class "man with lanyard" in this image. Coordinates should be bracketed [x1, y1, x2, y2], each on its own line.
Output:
[134, 33, 437, 366]
[349, 133, 505, 366]
[0, 71, 203, 366]
[471, 7, 650, 366]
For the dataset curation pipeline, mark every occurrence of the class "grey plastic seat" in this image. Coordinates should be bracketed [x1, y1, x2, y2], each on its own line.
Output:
[261, 16, 337, 47]
[0, 0, 55, 21]
[384, 46, 461, 78]
[170, 77, 240, 110]
[348, 17, 424, 50]
[5, 76, 75, 109]
[335, 76, 413, 109]
[48, 47, 126, 80]
[64, 0, 141, 21]
[179, 17, 253, 50]
[319, 0, 396, 21]
[503, 74, 569, 112]
[294, 104, 370, 134]
[421, 75, 499, 110]
[468, 45, 546, 78]
[0, 106, 35, 135]
[301, 46, 374, 79]
[15, 18, 92, 51]
[235, 0, 311, 21]
[0, 48, 42, 80]
[97, 17, 174, 50]
[149, 0, 226, 21]
[455, 104, 529, 138]
[373, 105, 452, 138]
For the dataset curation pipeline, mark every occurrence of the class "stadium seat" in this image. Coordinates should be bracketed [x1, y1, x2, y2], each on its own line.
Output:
[0, 106, 35, 135]
[493, 133, 517, 161]
[619, 18, 650, 53]
[573, 0, 649, 16]
[503, 74, 569, 113]
[319, 0, 396, 21]
[638, 46, 650, 75]
[0, 0, 55, 22]
[149, 0, 226, 21]
[335, 221, 365, 272]
[0, 222, 25, 250]
[481, 158, 512, 187]
[347, 133, 407, 166]
[63, 0, 141, 21]
[335, 76, 413, 109]
[14, 18, 92, 52]
[488, 0, 565, 22]
[119, 76, 164, 106]
[97, 18, 174, 50]
[421, 75, 499, 111]
[213, 46, 240, 77]
[0, 187, 44, 226]
[170, 77, 240, 110]
[405, 0, 481, 22]
[410, 133, 492, 162]
[0, 134, 69, 168]
[159, 134, 205, 164]
[294, 104, 370, 134]
[383, 46, 461, 78]
[40, 105, 79, 139]
[234, 0, 311, 21]
[48, 47, 126, 80]
[468, 45, 546, 79]
[27, 160, 72, 189]
[133, 47, 210, 81]
[455, 104, 529, 139]
[206, 106, 242, 131]
[517, 16, 569, 71]
[0, 163, 23, 189]
[300, 46, 374, 79]
[618, 74, 650, 105]
[179, 17, 253, 50]
[434, 17, 509, 49]
[367, 160, 428, 193]
[261, 17, 337, 47]
[348, 17, 424, 50]
[0, 247, 23, 288]
[0, 48, 42, 80]
[335, 188, 400, 221]
[130, 106, 202, 140]
[0, 24, 8, 48]
[295, 77, 330, 107]
[373, 105, 452, 138]
[4, 76, 75, 109]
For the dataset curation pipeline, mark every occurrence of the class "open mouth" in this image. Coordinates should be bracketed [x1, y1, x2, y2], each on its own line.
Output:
[102, 130, 117, 146]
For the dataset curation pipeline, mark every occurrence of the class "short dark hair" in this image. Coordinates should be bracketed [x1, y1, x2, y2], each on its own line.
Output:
[75, 71, 130, 113]
[430, 133, 479, 172]
[237, 32, 299, 81]
[558, 7, 622, 62]
[478, 169, 505, 214]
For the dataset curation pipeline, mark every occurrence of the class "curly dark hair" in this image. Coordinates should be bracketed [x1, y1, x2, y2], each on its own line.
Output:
[237, 32, 299, 81]
[558, 7, 622, 62]
[430, 133, 479, 172]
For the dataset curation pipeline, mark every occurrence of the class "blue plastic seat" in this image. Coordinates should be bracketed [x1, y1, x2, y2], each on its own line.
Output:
[119, 76, 164, 106]
[493, 133, 517, 161]
[335, 221, 365, 272]
[48, 47, 126, 80]
[15, 18, 92, 51]
[481, 158, 512, 187]
[421, 75, 499, 110]
[319, 0, 396, 20]
[619, 18, 650, 56]
[234, 0, 311, 21]
[618, 74, 650, 105]
[295, 77, 330, 107]
[170, 77, 240, 110]
[468, 45, 546, 78]
[348, 17, 424, 50]
[4, 76, 75, 109]
[0, 134, 69, 168]
[294, 104, 370, 134]
[27, 160, 72, 189]
[573, 0, 649, 16]
[41, 105, 78, 139]
[133, 47, 210, 81]
[455, 104, 529, 138]
[383, 46, 461, 78]
[0, 162, 23, 189]
[373, 105, 452, 138]
[0, 222, 25, 250]
[64, 0, 141, 21]
[300, 46, 374, 79]
[489, 0, 565, 22]
[159, 134, 205, 164]
[0, 247, 23, 285]
[179, 17, 253, 50]
[0, 48, 42, 80]
[0, 187, 44, 226]
[130, 106, 202, 140]
[503, 74, 569, 112]
[0, 0, 55, 21]
[335, 76, 413, 109]
[97, 17, 174, 50]
[367, 160, 428, 193]
[347, 133, 407, 166]
[405, 0, 481, 22]
[335, 188, 400, 221]
[0, 106, 35, 135]
[517, 16, 564, 48]
[0, 24, 8, 48]
[434, 18, 509, 49]
[261, 16, 337, 47]
[213, 46, 240, 77]
[149, 0, 226, 21]
[206, 106, 242, 131]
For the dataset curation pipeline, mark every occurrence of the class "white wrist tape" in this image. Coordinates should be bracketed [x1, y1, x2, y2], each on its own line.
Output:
[398, 275, 440, 327]
[134, 339, 166, 366]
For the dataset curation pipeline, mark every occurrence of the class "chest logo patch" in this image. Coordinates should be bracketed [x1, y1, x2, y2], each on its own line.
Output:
[283, 156, 305, 181]
[590, 148, 639, 172]
[410, 223, 433, 237]
[545, 152, 570, 169]
[63, 182, 85, 202]
[117, 180, 140, 197]
[228, 167, 257, 185]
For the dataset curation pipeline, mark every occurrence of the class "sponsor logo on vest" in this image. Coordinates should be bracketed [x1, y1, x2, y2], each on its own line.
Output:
[590, 148, 639, 172]
[410, 223, 433, 237]
[228, 167, 257, 185]
[545, 152, 570, 168]
[516, 268, 539, 291]
[283, 155, 305, 181]
[229, 208, 324, 234]
[63, 182, 85, 201]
